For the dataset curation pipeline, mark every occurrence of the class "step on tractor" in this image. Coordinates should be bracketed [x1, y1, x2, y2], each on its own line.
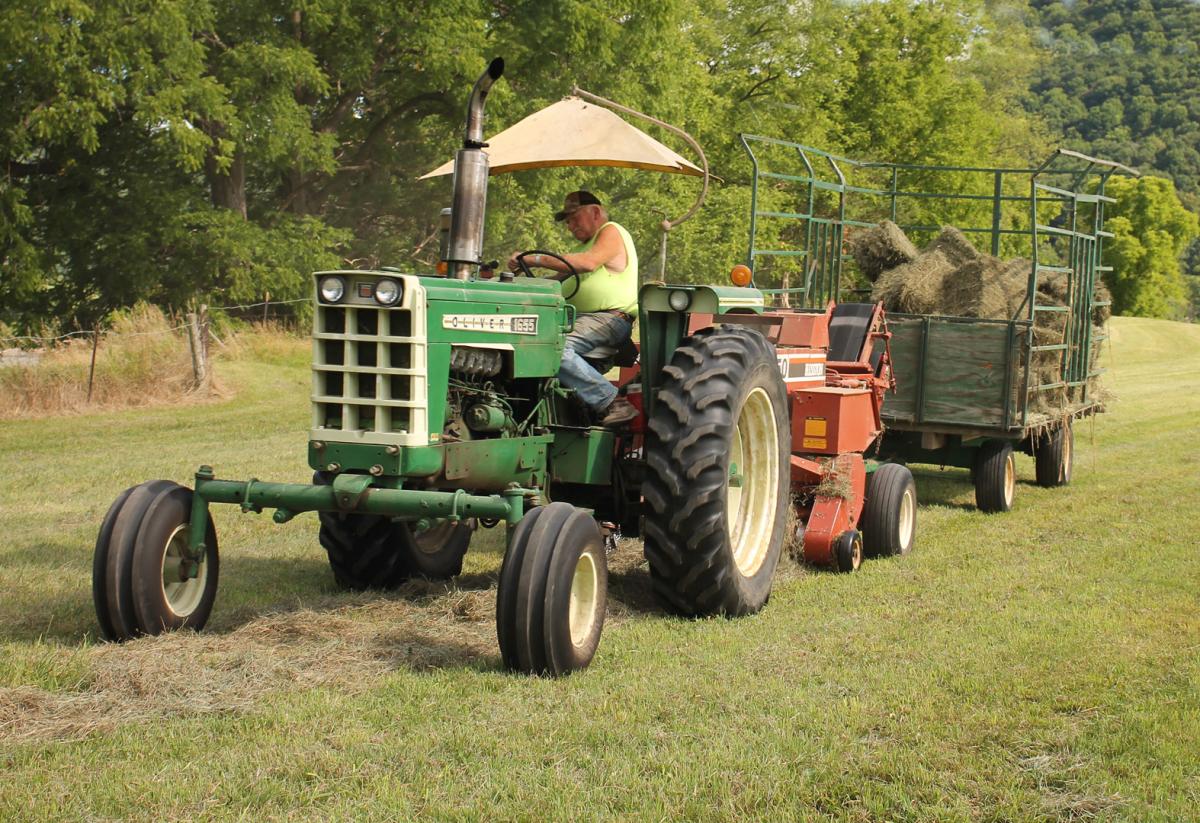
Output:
[92, 59, 916, 676]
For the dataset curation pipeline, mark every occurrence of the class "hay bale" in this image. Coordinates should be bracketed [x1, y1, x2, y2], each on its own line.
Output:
[846, 221, 918, 282]
[995, 258, 1032, 317]
[1039, 270, 1070, 304]
[872, 249, 954, 314]
[938, 257, 1015, 319]
[926, 226, 980, 267]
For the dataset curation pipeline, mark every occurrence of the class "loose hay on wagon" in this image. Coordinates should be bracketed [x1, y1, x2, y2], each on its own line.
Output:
[739, 138, 1137, 511]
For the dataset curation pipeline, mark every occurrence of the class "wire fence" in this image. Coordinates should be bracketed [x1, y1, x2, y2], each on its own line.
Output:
[0, 298, 308, 347]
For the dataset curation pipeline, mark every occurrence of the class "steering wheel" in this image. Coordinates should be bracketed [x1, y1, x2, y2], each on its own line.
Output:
[514, 250, 581, 301]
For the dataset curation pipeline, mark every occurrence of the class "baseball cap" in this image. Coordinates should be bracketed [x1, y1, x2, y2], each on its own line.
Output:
[554, 190, 602, 221]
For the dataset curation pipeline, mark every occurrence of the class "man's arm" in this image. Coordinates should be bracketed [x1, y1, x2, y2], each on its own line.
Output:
[508, 224, 627, 279]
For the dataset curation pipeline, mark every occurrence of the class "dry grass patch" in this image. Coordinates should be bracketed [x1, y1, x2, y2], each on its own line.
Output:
[0, 304, 222, 419]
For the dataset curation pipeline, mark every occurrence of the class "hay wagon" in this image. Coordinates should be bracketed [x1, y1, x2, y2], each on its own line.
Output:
[738, 137, 1137, 512]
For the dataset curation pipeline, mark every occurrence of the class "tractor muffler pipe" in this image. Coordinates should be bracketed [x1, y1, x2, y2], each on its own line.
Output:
[447, 57, 504, 280]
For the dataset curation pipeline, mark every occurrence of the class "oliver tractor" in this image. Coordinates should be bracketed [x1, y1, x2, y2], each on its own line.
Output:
[92, 60, 916, 676]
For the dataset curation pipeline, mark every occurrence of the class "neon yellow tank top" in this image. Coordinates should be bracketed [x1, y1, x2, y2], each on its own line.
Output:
[567, 221, 638, 317]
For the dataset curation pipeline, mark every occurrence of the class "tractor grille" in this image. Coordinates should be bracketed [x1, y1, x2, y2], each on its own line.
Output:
[311, 274, 428, 446]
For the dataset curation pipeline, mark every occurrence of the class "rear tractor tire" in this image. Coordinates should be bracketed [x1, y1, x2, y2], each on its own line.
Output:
[860, 463, 917, 558]
[93, 480, 220, 640]
[974, 441, 1016, 513]
[642, 327, 791, 617]
[1034, 421, 1073, 488]
[496, 503, 608, 677]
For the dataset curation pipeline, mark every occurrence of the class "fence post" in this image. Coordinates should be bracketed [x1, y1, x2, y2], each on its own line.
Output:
[187, 308, 209, 390]
[86, 324, 101, 403]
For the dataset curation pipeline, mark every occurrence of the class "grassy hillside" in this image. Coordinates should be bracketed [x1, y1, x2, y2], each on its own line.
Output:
[1, 317, 1197, 820]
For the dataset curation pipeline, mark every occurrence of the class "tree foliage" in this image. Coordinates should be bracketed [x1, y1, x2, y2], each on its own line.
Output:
[1024, 0, 1200, 287]
[1103, 176, 1199, 320]
[4, 0, 1179, 331]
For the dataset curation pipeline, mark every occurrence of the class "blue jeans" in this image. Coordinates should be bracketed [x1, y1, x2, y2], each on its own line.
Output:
[559, 311, 632, 411]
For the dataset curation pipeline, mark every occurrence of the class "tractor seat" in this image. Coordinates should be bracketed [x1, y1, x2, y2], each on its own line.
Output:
[581, 336, 639, 372]
[828, 302, 877, 363]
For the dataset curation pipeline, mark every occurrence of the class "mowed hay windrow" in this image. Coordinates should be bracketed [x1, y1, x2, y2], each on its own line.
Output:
[0, 584, 503, 743]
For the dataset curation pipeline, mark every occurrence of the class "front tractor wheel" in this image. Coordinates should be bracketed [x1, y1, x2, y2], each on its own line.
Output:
[642, 327, 791, 617]
[409, 519, 475, 578]
[496, 503, 608, 677]
[93, 480, 220, 640]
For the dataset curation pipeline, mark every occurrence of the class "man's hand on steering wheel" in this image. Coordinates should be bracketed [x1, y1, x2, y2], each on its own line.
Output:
[511, 250, 581, 299]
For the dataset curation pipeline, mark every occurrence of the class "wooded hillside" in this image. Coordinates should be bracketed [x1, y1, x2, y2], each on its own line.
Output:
[1, 0, 1197, 331]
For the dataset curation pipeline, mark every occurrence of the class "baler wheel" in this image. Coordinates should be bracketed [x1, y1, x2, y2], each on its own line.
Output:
[496, 503, 607, 676]
[93, 480, 219, 640]
[833, 530, 863, 573]
[1034, 421, 1073, 488]
[642, 327, 790, 617]
[974, 441, 1016, 513]
[860, 463, 917, 558]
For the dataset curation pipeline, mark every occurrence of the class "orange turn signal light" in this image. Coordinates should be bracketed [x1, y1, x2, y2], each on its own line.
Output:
[436, 260, 448, 276]
[730, 264, 753, 287]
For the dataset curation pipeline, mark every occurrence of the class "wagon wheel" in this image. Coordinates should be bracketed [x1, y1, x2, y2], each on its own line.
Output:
[974, 441, 1016, 513]
[1034, 421, 1073, 488]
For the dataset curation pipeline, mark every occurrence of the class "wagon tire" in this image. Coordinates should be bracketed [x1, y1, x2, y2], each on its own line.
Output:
[100, 479, 179, 640]
[642, 327, 790, 617]
[974, 441, 1016, 513]
[496, 503, 607, 676]
[860, 463, 917, 558]
[131, 483, 220, 635]
[1034, 421, 1073, 488]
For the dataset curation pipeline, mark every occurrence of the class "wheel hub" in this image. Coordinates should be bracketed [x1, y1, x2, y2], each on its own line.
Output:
[568, 551, 599, 648]
[161, 525, 207, 618]
[726, 387, 780, 577]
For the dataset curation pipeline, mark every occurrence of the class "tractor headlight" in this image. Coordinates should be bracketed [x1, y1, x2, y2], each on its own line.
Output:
[374, 278, 401, 306]
[667, 289, 692, 312]
[319, 275, 346, 303]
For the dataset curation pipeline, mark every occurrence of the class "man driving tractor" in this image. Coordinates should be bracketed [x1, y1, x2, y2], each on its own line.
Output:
[508, 190, 639, 427]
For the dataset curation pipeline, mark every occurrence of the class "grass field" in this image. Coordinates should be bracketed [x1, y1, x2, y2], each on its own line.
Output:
[1, 316, 1197, 821]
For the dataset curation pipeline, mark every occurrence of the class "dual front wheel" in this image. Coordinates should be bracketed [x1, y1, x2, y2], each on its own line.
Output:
[93, 480, 219, 641]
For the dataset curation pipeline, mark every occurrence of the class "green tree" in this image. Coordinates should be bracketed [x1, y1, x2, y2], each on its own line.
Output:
[1103, 176, 1199, 319]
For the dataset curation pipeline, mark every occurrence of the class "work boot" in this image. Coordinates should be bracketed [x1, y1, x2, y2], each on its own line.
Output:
[600, 397, 638, 428]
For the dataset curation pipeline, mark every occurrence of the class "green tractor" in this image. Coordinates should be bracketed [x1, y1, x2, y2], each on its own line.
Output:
[93, 59, 911, 676]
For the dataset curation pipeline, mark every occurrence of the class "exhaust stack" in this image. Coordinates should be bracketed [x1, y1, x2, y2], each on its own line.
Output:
[446, 57, 504, 280]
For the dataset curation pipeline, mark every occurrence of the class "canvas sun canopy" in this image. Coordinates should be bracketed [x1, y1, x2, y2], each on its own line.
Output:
[419, 97, 704, 179]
